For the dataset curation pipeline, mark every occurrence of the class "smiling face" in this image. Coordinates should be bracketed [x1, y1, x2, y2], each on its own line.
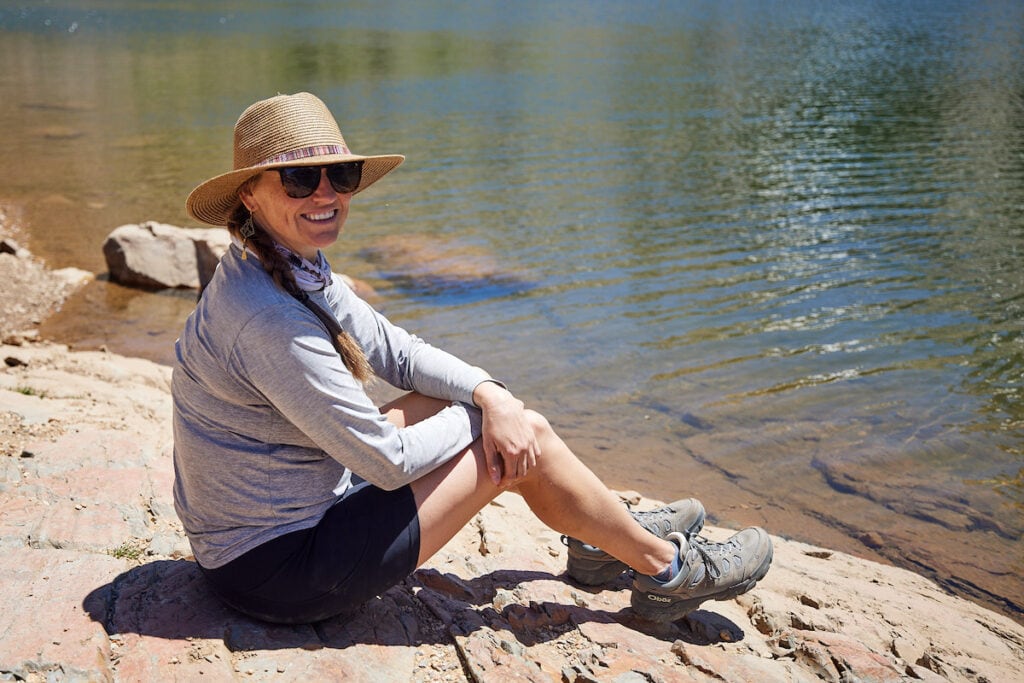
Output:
[239, 168, 352, 260]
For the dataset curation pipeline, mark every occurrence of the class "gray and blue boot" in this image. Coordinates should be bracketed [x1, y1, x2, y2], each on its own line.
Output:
[631, 527, 773, 622]
[564, 498, 707, 586]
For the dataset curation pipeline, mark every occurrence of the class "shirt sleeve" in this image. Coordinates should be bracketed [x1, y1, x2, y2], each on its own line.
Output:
[229, 301, 483, 491]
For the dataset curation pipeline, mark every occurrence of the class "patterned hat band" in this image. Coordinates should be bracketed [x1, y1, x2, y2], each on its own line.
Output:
[258, 144, 353, 167]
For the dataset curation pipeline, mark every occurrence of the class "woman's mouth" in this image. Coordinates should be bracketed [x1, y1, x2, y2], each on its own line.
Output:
[303, 209, 337, 222]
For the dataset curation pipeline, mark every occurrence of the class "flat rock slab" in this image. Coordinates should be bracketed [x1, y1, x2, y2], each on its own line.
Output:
[2, 341, 1024, 682]
[0, 548, 126, 681]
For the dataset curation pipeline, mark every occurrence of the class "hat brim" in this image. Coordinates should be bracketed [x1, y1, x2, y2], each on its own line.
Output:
[186, 152, 405, 226]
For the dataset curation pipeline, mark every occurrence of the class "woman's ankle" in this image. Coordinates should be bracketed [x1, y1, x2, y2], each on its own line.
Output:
[631, 537, 678, 576]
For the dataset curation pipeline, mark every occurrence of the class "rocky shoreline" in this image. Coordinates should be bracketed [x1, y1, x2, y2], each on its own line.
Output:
[2, 229, 1024, 681]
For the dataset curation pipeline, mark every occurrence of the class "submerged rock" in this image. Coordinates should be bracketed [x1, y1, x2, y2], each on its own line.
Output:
[362, 233, 534, 301]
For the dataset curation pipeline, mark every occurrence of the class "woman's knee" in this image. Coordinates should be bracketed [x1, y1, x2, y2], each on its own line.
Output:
[525, 409, 575, 467]
[525, 408, 553, 440]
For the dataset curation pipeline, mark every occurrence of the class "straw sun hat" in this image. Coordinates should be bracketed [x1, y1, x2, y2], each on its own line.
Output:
[186, 92, 405, 226]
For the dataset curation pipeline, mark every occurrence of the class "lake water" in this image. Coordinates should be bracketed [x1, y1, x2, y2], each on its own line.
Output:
[1, 1, 1022, 622]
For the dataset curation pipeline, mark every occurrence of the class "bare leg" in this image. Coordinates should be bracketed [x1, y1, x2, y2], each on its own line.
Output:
[381, 393, 676, 574]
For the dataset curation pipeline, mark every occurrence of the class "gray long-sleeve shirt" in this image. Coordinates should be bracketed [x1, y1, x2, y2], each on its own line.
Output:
[172, 245, 489, 568]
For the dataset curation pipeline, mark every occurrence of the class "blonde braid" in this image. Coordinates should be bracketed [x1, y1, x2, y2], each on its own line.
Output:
[226, 199, 373, 383]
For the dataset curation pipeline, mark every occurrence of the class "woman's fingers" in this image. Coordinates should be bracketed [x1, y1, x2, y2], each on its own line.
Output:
[480, 401, 543, 486]
[501, 442, 539, 485]
[501, 449, 520, 485]
[527, 441, 539, 469]
[485, 446, 504, 485]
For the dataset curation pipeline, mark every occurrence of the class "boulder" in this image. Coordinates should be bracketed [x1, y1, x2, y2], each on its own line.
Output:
[102, 221, 230, 290]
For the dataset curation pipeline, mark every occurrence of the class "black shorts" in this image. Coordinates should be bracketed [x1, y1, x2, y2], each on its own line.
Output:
[199, 481, 421, 624]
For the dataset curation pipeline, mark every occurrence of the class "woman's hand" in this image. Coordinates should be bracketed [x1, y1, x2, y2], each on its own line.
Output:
[473, 381, 539, 486]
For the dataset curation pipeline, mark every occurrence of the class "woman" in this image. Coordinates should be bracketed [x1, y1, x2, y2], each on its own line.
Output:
[173, 92, 772, 625]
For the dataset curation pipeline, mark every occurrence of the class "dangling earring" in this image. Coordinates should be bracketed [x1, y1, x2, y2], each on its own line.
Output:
[239, 214, 256, 260]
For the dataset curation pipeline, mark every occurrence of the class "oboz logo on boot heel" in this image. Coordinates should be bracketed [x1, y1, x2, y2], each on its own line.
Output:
[646, 594, 673, 603]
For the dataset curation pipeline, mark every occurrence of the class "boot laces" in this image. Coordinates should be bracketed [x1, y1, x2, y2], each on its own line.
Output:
[688, 535, 738, 582]
[633, 505, 678, 536]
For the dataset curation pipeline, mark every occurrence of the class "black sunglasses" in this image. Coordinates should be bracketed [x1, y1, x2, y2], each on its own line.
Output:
[276, 161, 364, 198]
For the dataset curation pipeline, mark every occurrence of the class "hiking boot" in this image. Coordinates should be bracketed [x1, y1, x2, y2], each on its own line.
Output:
[564, 498, 706, 586]
[631, 527, 772, 622]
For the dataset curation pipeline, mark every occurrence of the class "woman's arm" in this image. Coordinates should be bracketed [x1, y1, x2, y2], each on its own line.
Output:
[232, 302, 482, 490]
[321, 278, 540, 486]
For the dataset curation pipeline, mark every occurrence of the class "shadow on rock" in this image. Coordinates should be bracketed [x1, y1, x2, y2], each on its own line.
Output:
[83, 560, 746, 653]
[83, 559, 449, 652]
[414, 567, 748, 648]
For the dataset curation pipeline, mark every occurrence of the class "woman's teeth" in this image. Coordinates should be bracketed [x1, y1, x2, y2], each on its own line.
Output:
[305, 210, 336, 221]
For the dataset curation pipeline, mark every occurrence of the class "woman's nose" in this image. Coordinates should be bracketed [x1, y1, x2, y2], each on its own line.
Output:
[311, 168, 337, 199]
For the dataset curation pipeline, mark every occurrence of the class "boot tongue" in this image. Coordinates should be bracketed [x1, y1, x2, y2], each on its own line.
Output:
[681, 539, 709, 588]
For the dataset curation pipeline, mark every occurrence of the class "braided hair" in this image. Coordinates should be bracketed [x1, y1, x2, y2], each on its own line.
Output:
[225, 183, 373, 383]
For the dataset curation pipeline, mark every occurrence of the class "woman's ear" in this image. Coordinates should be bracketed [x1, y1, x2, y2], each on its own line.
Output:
[238, 176, 259, 213]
